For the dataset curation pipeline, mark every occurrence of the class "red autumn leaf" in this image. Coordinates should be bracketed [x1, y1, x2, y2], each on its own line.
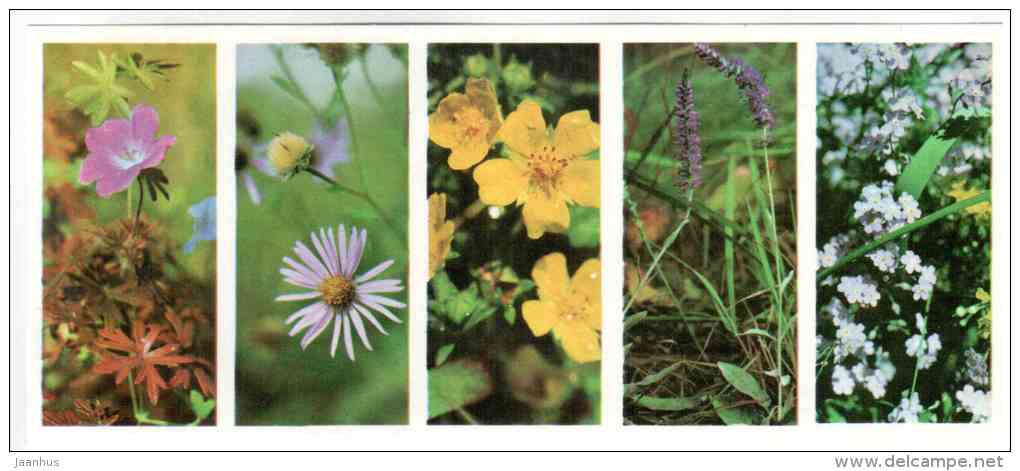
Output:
[92, 321, 194, 405]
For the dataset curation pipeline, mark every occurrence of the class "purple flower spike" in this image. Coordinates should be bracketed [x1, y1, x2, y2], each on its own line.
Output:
[309, 118, 351, 180]
[79, 105, 176, 197]
[694, 43, 775, 129]
[674, 74, 703, 190]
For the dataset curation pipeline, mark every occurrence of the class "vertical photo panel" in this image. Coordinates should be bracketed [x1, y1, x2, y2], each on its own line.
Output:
[622, 43, 798, 425]
[816, 43, 992, 424]
[234, 44, 409, 425]
[42, 44, 218, 425]
[427, 44, 602, 425]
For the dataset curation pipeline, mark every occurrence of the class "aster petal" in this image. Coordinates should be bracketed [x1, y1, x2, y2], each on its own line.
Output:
[310, 230, 335, 276]
[342, 313, 355, 361]
[522, 300, 559, 337]
[346, 227, 367, 277]
[356, 259, 395, 283]
[335, 224, 348, 275]
[280, 268, 316, 289]
[294, 241, 329, 280]
[283, 256, 320, 286]
[352, 303, 388, 335]
[275, 291, 321, 302]
[357, 279, 404, 294]
[242, 172, 262, 205]
[521, 189, 570, 239]
[358, 297, 402, 324]
[330, 312, 344, 358]
[323, 227, 340, 276]
[300, 310, 333, 350]
[286, 302, 328, 332]
[349, 308, 373, 351]
[360, 293, 407, 309]
[473, 158, 528, 206]
[531, 252, 570, 300]
[560, 159, 600, 208]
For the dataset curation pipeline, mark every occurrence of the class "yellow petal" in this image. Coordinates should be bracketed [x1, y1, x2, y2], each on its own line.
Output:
[570, 259, 601, 306]
[465, 78, 502, 142]
[531, 252, 569, 301]
[553, 110, 600, 158]
[555, 321, 601, 363]
[497, 100, 547, 156]
[428, 193, 448, 231]
[522, 300, 559, 337]
[521, 189, 570, 239]
[428, 93, 470, 149]
[473, 159, 528, 206]
[560, 159, 600, 208]
[447, 140, 491, 170]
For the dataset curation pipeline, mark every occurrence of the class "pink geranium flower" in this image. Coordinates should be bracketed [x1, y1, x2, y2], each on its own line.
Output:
[79, 105, 176, 197]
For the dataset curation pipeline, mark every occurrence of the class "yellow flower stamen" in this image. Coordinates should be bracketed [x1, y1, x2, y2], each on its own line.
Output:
[319, 275, 355, 308]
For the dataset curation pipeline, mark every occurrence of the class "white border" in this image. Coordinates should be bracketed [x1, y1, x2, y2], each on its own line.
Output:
[8, 10, 1011, 453]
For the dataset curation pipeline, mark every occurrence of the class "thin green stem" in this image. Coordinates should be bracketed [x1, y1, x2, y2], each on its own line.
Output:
[358, 55, 388, 110]
[623, 189, 694, 315]
[304, 168, 407, 249]
[817, 190, 990, 281]
[331, 66, 368, 189]
[272, 45, 321, 118]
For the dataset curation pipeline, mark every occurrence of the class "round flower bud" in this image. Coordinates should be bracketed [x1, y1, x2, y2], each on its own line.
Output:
[268, 132, 311, 177]
[463, 53, 489, 78]
[501, 59, 534, 93]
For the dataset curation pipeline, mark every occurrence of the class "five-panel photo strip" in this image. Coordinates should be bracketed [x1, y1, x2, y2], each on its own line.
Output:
[35, 33, 997, 437]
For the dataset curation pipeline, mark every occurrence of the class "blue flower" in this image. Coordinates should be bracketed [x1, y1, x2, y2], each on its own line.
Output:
[184, 196, 216, 254]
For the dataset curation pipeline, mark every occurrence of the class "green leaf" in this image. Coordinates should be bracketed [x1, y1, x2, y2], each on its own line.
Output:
[428, 360, 493, 419]
[566, 205, 600, 249]
[634, 395, 700, 411]
[189, 390, 216, 422]
[447, 285, 479, 324]
[434, 344, 455, 367]
[712, 397, 754, 425]
[718, 362, 770, 406]
[502, 305, 516, 325]
[429, 270, 457, 302]
[895, 134, 957, 199]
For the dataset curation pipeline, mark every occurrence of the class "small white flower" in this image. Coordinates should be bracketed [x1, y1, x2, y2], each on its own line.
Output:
[832, 365, 855, 395]
[888, 392, 923, 423]
[883, 159, 900, 176]
[956, 385, 991, 423]
[901, 251, 922, 273]
[898, 193, 922, 222]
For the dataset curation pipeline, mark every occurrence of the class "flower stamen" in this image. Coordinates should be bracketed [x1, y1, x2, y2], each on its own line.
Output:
[319, 275, 355, 308]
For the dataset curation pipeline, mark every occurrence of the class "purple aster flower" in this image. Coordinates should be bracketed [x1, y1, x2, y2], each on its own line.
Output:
[674, 73, 703, 190]
[276, 225, 405, 360]
[79, 105, 176, 197]
[307, 118, 351, 179]
[693, 43, 775, 129]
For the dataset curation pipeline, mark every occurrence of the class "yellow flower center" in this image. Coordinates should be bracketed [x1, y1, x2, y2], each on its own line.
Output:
[453, 107, 490, 146]
[318, 275, 355, 307]
[527, 145, 569, 194]
[559, 292, 590, 323]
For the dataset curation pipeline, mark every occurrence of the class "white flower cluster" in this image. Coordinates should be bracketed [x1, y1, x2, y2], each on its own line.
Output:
[853, 181, 922, 235]
[823, 299, 875, 362]
[837, 275, 881, 308]
[955, 385, 990, 423]
[862, 88, 924, 156]
[888, 392, 923, 423]
[824, 298, 897, 400]
[817, 233, 851, 271]
[866, 246, 898, 273]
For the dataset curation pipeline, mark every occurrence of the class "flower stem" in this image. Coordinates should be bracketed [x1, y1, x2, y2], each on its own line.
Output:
[304, 168, 407, 249]
[132, 178, 145, 234]
[272, 45, 321, 119]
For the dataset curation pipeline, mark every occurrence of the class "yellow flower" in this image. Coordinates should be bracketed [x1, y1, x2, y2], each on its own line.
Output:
[428, 193, 456, 280]
[975, 287, 991, 340]
[267, 132, 312, 177]
[948, 181, 991, 218]
[428, 78, 502, 170]
[473, 100, 600, 239]
[522, 253, 601, 363]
